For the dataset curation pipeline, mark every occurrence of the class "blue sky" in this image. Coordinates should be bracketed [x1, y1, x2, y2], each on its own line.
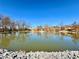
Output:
[0, 0, 79, 27]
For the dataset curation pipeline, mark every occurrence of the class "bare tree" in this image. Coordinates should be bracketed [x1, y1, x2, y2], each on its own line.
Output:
[1, 16, 11, 31]
[2, 16, 11, 25]
[71, 21, 77, 32]
[72, 21, 77, 26]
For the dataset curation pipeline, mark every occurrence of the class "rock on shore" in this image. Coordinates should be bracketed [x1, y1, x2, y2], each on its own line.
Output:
[0, 49, 79, 59]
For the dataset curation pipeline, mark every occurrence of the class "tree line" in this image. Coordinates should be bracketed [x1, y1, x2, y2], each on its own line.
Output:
[0, 15, 31, 32]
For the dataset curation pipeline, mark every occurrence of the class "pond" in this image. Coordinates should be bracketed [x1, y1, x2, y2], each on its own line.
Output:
[0, 32, 79, 52]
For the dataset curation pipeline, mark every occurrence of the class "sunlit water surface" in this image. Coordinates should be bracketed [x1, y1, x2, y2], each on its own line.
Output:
[0, 32, 79, 52]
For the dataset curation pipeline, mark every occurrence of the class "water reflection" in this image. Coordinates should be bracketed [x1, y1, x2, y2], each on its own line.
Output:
[0, 32, 79, 51]
[0, 33, 15, 48]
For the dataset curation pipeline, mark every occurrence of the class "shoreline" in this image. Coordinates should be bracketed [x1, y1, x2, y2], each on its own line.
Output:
[0, 48, 79, 59]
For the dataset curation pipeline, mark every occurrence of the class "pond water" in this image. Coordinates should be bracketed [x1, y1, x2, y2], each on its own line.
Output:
[0, 32, 79, 52]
